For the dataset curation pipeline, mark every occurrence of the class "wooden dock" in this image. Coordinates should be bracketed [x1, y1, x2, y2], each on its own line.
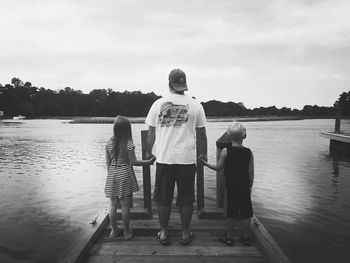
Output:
[57, 208, 291, 263]
[57, 130, 291, 263]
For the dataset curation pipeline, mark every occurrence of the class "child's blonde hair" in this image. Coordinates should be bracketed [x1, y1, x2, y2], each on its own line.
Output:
[227, 122, 246, 141]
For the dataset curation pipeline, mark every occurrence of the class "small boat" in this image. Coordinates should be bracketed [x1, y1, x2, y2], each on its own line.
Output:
[13, 115, 26, 120]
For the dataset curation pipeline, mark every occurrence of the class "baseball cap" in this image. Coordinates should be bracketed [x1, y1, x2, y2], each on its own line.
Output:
[168, 69, 188, 91]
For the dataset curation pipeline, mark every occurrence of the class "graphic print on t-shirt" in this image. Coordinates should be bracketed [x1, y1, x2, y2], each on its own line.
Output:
[158, 102, 189, 127]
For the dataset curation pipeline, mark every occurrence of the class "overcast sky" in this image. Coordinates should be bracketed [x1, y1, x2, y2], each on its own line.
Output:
[1, 0, 349, 109]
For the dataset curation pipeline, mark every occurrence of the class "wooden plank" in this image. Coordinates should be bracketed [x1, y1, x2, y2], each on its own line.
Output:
[116, 207, 152, 220]
[96, 232, 251, 245]
[102, 218, 228, 231]
[197, 208, 224, 220]
[87, 255, 265, 263]
[90, 243, 262, 256]
[320, 132, 350, 143]
[251, 216, 291, 263]
[57, 209, 109, 263]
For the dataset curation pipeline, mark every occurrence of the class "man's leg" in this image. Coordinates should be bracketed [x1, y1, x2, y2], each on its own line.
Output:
[180, 204, 193, 239]
[177, 164, 196, 240]
[154, 163, 174, 241]
[158, 205, 171, 238]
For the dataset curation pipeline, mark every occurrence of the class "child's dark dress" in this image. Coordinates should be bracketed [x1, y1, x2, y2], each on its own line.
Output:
[224, 146, 253, 219]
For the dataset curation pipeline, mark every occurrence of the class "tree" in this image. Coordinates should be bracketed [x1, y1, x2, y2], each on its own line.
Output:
[11, 77, 23, 88]
[335, 91, 350, 116]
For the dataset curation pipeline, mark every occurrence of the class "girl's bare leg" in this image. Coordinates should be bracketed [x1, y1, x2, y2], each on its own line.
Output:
[109, 198, 118, 234]
[120, 195, 132, 236]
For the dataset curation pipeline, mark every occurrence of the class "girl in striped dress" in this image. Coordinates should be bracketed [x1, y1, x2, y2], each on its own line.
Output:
[105, 116, 155, 240]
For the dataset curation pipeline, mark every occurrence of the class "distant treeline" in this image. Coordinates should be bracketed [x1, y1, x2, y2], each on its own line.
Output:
[0, 77, 349, 118]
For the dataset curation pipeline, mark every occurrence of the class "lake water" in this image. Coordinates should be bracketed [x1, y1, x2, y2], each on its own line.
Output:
[0, 119, 350, 263]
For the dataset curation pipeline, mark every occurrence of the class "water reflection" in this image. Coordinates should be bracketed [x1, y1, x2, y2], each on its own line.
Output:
[331, 158, 339, 195]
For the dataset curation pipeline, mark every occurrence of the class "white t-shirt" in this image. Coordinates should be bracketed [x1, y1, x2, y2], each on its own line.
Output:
[145, 94, 206, 164]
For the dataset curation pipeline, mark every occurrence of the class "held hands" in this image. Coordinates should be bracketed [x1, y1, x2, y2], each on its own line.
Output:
[146, 152, 156, 165]
[197, 154, 208, 166]
[148, 156, 156, 165]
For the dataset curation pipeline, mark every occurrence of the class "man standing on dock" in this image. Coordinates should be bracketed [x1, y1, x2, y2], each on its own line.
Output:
[145, 68, 208, 245]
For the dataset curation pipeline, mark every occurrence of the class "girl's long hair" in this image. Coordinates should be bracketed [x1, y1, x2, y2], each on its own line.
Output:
[112, 116, 132, 166]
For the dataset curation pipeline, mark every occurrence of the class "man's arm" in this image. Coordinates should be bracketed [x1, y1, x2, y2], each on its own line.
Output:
[196, 126, 208, 161]
[146, 125, 156, 159]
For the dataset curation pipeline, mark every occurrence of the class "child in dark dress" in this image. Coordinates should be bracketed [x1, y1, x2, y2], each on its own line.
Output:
[200, 122, 254, 246]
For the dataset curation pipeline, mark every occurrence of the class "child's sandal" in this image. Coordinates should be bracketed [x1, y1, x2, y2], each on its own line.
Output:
[240, 235, 251, 246]
[218, 235, 234, 246]
[124, 229, 134, 241]
[109, 228, 122, 238]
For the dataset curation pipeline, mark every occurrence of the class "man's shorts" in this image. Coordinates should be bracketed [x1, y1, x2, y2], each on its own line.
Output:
[153, 163, 196, 207]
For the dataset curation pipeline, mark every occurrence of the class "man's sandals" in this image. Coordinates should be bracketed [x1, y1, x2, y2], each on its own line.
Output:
[157, 231, 170, 246]
[179, 232, 195, 246]
[157, 231, 195, 246]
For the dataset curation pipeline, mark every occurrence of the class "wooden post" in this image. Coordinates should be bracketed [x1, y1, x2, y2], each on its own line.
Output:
[196, 158, 205, 215]
[141, 130, 152, 216]
[334, 103, 341, 134]
[196, 129, 205, 215]
[216, 132, 231, 208]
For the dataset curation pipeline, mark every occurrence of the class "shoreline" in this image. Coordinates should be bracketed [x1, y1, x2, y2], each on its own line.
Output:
[1, 115, 341, 124]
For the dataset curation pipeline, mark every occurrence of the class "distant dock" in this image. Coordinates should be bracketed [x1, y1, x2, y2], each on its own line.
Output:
[320, 132, 350, 153]
[320, 105, 350, 154]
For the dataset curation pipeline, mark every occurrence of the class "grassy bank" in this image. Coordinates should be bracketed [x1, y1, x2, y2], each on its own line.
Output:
[69, 115, 306, 124]
[70, 117, 146, 123]
[206, 115, 305, 122]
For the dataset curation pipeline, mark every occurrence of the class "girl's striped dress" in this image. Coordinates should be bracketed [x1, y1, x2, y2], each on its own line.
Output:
[105, 139, 140, 199]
